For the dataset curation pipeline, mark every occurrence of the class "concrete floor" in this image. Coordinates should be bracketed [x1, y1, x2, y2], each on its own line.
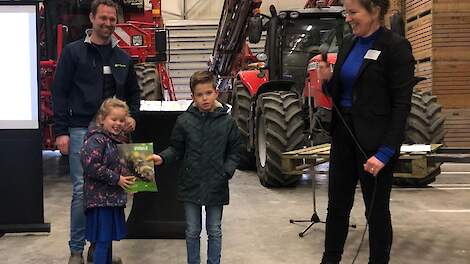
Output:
[1, 152, 470, 264]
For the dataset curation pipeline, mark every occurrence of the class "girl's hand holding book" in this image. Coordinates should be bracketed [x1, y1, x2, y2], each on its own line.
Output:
[118, 175, 136, 190]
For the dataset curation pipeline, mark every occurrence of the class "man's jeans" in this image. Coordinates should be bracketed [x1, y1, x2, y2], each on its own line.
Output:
[68, 127, 88, 253]
[184, 202, 223, 264]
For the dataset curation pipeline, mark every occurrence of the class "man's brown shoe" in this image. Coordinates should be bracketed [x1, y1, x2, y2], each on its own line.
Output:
[68, 252, 84, 264]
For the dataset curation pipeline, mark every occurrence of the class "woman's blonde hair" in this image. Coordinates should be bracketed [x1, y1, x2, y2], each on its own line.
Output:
[95, 98, 129, 125]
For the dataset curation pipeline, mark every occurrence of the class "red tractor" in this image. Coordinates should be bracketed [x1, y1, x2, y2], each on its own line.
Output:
[211, 3, 348, 187]
[39, 0, 176, 150]
[235, 6, 348, 187]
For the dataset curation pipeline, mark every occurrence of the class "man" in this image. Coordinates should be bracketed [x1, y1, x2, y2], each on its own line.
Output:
[52, 1, 140, 263]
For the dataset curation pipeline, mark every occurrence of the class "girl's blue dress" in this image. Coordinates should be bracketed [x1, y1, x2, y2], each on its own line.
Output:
[85, 207, 127, 241]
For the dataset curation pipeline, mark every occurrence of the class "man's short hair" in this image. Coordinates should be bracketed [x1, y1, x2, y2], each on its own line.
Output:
[90, 0, 119, 16]
[189, 71, 215, 93]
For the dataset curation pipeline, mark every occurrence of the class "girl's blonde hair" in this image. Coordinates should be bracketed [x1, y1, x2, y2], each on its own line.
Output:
[95, 98, 129, 125]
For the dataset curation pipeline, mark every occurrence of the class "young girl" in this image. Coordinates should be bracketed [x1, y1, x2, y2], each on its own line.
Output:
[80, 98, 135, 264]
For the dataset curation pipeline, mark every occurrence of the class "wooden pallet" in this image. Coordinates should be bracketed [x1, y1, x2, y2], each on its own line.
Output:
[433, 13, 470, 62]
[394, 144, 442, 179]
[406, 0, 470, 19]
[415, 59, 432, 92]
[405, 0, 431, 20]
[281, 144, 330, 175]
[432, 60, 470, 108]
[406, 13, 432, 61]
[281, 144, 443, 180]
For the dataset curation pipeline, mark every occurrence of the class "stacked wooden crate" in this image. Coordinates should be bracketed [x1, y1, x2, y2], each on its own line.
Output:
[405, 0, 470, 146]
[390, 0, 404, 14]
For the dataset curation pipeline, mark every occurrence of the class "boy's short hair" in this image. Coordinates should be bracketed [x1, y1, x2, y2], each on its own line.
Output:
[90, 0, 119, 16]
[190, 71, 215, 93]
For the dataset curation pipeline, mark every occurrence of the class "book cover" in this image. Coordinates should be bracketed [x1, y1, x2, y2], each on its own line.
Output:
[117, 142, 158, 193]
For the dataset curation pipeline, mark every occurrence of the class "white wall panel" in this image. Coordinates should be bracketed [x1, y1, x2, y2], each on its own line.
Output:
[162, 0, 319, 21]
[162, 0, 224, 20]
[161, 0, 183, 20]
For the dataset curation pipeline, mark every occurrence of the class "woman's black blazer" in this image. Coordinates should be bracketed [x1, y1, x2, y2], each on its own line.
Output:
[326, 27, 416, 154]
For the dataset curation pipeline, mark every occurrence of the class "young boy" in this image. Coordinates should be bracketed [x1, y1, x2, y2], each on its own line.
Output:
[149, 71, 240, 264]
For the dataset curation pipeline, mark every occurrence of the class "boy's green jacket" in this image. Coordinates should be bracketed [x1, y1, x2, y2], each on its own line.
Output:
[160, 102, 241, 206]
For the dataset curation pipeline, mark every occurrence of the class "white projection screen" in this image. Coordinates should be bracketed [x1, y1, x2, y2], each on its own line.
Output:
[0, 5, 38, 129]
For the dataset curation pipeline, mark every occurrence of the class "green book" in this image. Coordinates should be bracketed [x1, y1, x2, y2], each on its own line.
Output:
[117, 143, 158, 193]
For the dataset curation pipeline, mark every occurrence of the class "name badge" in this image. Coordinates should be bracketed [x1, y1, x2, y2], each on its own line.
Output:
[364, 49, 381, 60]
[103, 66, 112, 74]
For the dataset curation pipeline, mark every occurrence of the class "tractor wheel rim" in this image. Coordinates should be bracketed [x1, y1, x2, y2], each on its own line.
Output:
[258, 116, 267, 168]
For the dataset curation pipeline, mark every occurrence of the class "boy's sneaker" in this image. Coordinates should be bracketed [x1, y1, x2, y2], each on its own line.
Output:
[68, 252, 84, 264]
[86, 244, 123, 264]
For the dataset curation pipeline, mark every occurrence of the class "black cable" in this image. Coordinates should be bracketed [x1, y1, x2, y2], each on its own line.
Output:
[329, 97, 378, 264]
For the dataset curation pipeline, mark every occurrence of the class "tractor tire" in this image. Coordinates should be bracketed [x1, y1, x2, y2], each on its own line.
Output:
[255, 91, 305, 187]
[395, 91, 446, 187]
[231, 81, 256, 170]
[405, 91, 445, 144]
[135, 62, 163, 101]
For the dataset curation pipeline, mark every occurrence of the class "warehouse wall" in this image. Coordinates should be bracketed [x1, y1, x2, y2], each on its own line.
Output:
[162, 0, 223, 20]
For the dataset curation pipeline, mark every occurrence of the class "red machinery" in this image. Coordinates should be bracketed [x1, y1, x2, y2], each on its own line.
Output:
[40, 0, 176, 150]
[211, 0, 347, 187]
[209, 0, 262, 97]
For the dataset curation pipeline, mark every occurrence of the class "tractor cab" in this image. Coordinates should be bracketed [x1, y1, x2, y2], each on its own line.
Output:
[239, 5, 347, 98]
[279, 7, 347, 95]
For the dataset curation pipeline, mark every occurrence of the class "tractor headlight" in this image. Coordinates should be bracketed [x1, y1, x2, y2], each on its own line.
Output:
[307, 61, 319, 71]
[279, 12, 287, 19]
[256, 52, 268, 62]
[132, 35, 144, 46]
[290, 11, 300, 19]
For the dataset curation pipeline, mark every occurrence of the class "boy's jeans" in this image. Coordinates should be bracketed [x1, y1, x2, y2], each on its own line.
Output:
[68, 127, 88, 253]
[184, 202, 223, 264]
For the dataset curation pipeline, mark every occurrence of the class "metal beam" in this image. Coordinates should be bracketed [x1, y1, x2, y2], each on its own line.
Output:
[436, 147, 470, 154]
[163, 10, 184, 18]
[184, 0, 205, 18]
[427, 154, 470, 163]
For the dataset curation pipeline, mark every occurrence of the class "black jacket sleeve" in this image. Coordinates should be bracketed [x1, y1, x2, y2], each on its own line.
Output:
[223, 118, 241, 179]
[125, 61, 141, 119]
[52, 45, 75, 137]
[159, 116, 186, 165]
[382, 39, 415, 150]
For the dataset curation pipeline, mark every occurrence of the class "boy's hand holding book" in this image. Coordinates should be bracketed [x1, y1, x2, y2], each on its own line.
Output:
[147, 154, 163, 165]
[118, 175, 136, 190]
